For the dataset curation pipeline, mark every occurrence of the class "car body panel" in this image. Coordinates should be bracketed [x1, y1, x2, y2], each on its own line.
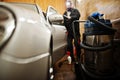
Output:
[0, 2, 51, 80]
[0, 2, 51, 58]
[0, 55, 49, 80]
[0, 2, 67, 80]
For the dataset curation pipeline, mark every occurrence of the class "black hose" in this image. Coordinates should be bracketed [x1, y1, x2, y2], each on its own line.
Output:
[80, 42, 112, 51]
[88, 16, 117, 32]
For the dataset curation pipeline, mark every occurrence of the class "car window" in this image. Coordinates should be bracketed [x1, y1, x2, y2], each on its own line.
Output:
[46, 6, 57, 18]
[48, 7, 57, 14]
[46, 6, 64, 25]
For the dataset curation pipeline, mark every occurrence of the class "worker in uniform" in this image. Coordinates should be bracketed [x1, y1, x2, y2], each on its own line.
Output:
[63, 0, 80, 62]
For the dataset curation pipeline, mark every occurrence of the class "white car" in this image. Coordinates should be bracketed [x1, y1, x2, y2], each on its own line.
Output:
[0, 2, 67, 80]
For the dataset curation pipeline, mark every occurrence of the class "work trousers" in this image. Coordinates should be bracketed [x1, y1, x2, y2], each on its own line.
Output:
[67, 33, 81, 61]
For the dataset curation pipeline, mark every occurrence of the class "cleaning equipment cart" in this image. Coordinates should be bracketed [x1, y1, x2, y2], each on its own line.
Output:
[72, 12, 119, 79]
[80, 12, 117, 79]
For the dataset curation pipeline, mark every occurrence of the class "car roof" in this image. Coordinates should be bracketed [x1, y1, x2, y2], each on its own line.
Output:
[8, 2, 39, 13]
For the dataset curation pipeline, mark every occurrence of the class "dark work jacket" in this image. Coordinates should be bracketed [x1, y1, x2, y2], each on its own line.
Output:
[63, 8, 80, 37]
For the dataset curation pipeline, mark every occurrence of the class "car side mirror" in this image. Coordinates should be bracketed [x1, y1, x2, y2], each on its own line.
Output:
[48, 14, 63, 25]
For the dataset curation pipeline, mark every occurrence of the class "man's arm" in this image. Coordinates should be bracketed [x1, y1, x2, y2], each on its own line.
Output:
[71, 9, 80, 20]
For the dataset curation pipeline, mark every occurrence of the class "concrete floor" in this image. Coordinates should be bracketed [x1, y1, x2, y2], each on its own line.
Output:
[53, 54, 120, 80]
[53, 55, 76, 80]
[53, 40, 120, 80]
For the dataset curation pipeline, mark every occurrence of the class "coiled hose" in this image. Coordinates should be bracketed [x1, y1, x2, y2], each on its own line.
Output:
[80, 16, 117, 51]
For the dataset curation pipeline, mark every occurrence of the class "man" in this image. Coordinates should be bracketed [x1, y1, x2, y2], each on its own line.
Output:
[63, 0, 80, 62]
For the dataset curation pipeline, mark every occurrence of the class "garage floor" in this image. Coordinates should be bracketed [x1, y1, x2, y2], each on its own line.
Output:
[53, 55, 76, 80]
[53, 54, 120, 80]
[53, 40, 120, 80]
[53, 54, 84, 80]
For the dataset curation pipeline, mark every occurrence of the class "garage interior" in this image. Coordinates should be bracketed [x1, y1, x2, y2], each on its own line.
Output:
[0, 0, 120, 80]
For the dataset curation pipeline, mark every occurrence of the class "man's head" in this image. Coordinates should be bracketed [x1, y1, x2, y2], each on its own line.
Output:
[66, 0, 73, 9]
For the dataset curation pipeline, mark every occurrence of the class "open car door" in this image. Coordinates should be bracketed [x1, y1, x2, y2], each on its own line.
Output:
[46, 6, 67, 64]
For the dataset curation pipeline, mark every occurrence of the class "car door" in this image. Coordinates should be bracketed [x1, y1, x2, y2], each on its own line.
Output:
[46, 6, 67, 64]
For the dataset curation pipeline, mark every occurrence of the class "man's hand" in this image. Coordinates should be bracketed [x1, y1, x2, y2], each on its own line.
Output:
[67, 16, 71, 19]
[63, 15, 71, 19]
